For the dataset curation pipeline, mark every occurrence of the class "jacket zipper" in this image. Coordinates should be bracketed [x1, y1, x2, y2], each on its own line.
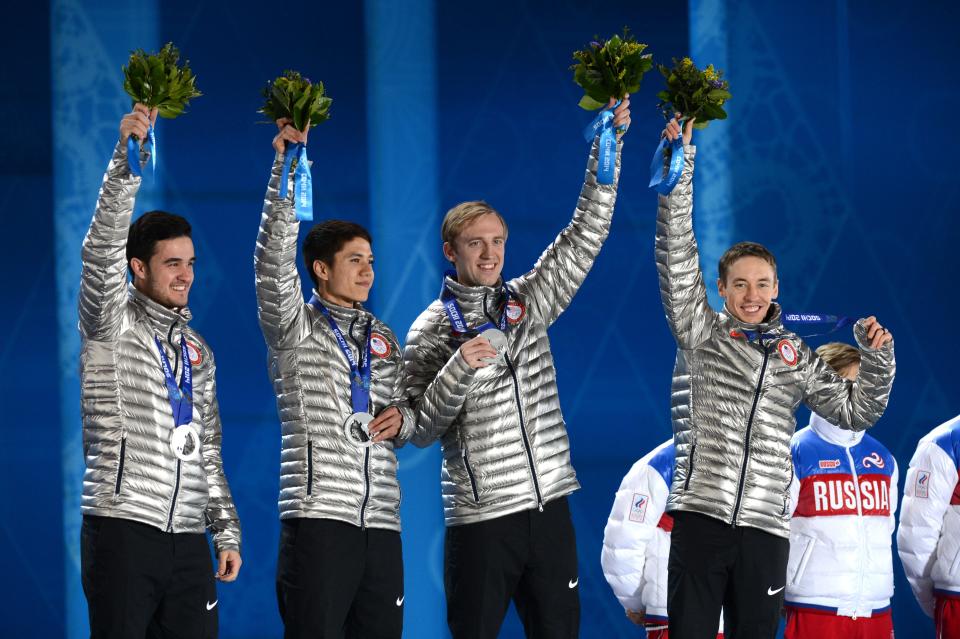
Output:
[844, 445, 866, 618]
[166, 321, 183, 532]
[462, 447, 481, 503]
[349, 316, 372, 529]
[306, 440, 314, 496]
[731, 343, 770, 525]
[114, 436, 127, 496]
[485, 298, 543, 511]
[683, 442, 696, 490]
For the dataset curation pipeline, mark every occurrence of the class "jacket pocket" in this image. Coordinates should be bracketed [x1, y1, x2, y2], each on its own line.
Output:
[462, 448, 480, 504]
[788, 535, 816, 586]
[306, 439, 314, 497]
[683, 443, 697, 490]
[113, 436, 127, 496]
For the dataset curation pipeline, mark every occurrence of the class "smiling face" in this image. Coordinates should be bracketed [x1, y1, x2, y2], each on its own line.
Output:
[313, 236, 374, 306]
[717, 255, 779, 324]
[130, 236, 195, 309]
[443, 213, 506, 287]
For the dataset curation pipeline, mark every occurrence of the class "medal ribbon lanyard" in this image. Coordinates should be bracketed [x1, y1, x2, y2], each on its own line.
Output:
[309, 296, 372, 413]
[738, 313, 852, 344]
[153, 334, 192, 426]
[439, 270, 510, 335]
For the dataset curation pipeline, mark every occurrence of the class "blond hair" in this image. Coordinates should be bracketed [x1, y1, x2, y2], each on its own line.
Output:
[815, 342, 861, 375]
[441, 200, 509, 245]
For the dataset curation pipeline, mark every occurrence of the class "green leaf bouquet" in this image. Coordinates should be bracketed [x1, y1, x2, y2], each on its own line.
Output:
[571, 28, 653, 110]
[122, 42, 201, 118]
[656, 57, 731, 129]
[259, 70, 332, 132]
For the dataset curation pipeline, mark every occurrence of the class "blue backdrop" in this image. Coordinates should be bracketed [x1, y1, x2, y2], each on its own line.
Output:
[3, 0, 958, 637]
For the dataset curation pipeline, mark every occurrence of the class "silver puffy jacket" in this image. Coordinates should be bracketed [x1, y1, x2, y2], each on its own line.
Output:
[658, 145, 896, 537]
[79, 142, 240, 552]
[401, 141, 620, 526]
[254, 153, 414, 531]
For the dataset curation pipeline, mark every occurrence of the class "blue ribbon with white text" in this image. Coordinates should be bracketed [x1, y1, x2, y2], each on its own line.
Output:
[153, 334, 192, 426]
[280, 142, 314, 222]
[439, 270, 511, 335]
[310, 296, 371, 413]
[583, 100, 620, 186]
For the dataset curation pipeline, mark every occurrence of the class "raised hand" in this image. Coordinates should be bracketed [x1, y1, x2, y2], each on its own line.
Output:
[119, 103, 158, 143]
[273, 117, 309, 154]
[663, 112, 695, 146]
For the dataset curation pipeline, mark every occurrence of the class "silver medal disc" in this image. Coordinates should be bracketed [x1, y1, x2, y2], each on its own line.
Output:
[343, 412, 375, 448]
[480, 328, 507, 365]
[170, 424, 201, 461]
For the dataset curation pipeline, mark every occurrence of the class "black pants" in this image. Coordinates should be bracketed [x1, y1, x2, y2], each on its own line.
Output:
[276, 518, 403, 639]
[445, 497, 580, 639]
[668, 510, 789, 639]
[81, 515, 218, 639]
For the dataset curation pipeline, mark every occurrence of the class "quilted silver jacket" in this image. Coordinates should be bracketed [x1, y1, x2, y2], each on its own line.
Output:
[254, 153, 414, 531]
[658, 145, 896, 537]
[401, 140, 620, 526]
[79, 142, 240, 552]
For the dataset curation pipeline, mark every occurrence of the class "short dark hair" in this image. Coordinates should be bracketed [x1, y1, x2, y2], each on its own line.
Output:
[126, 210, 192, 276]
[302, 220, 372, 290]
[718, 241, 777, 284]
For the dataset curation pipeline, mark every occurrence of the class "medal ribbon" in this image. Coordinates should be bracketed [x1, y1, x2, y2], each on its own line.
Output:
[309, 296, 372, 413]
[279, 142, 314, 221]
[127, 124, 157, 178]
[736, 313, 853, 343]
[582, 100, 621, 186]
[648, 127, 684, 195]
[439, 270, 511, 335]
[153, 333, 192, 426]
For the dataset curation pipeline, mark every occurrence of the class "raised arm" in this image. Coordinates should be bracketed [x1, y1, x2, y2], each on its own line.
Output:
[897, 440, 956, 618]
[655, 117, 716, 350]
[254, 122, 311, 350]
[510, 98, 629, 327]
[802, 319, 895, 431]
[79, 106, 155, 339]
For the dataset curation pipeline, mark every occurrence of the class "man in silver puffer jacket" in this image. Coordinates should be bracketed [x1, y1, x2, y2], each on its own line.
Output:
[401, 98, 631, 638]
[79, 105, 241, 638]
[255, 121, 414, 638]
[657, 116, 895, 639]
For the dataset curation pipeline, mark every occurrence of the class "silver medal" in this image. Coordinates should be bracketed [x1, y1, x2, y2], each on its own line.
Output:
[343, 412, 375, 448]
[480, 328, 507, 366]
[170, 423, 201, 461]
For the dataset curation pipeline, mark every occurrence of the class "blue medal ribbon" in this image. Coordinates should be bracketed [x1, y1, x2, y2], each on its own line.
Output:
[309, 296, 371, 414]
[127, 124, 156, 178]
[153, 334, 192, 426]
[279, 142, 314, 222]
[439, 270, 510, 335]
[583, 100, 620, 186]
[734, 313, 854, 343]
[648, 129, 684, 195]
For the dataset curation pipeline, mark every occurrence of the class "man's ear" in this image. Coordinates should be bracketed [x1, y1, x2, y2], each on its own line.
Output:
[313, 260, 330, 282]
[717, 277, 727, 299]
[772, 278, 779, 300]
[442, 241, 456, 264]
[130, 257, 148, 281]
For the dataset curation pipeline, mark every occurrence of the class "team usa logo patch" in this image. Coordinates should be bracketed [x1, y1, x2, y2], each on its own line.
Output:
[863, 452, 885, 469]
[819, 459, 841, 469]
[505, 299, 526, 325]
[915, 470, 931, 498]
[370, 332, 392, 358]
[629, 493, 649, 523]
[777, 339, 798, 366]
[185, 340, 203, 366]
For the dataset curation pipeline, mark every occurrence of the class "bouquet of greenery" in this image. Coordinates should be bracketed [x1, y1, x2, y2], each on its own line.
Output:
[571, 28, 652, 110]
[656, 57, 731, 129]
[122, 42, 201, 118]
[259, 70, 332, 132]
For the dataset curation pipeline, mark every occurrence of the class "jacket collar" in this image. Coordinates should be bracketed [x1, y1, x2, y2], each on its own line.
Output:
[442, 274, 504, 317]
[310, 291, 370, 325]
[722, 302, 784, 336]
[129, 283, 191, 333]
[810, 411, 864, 448]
